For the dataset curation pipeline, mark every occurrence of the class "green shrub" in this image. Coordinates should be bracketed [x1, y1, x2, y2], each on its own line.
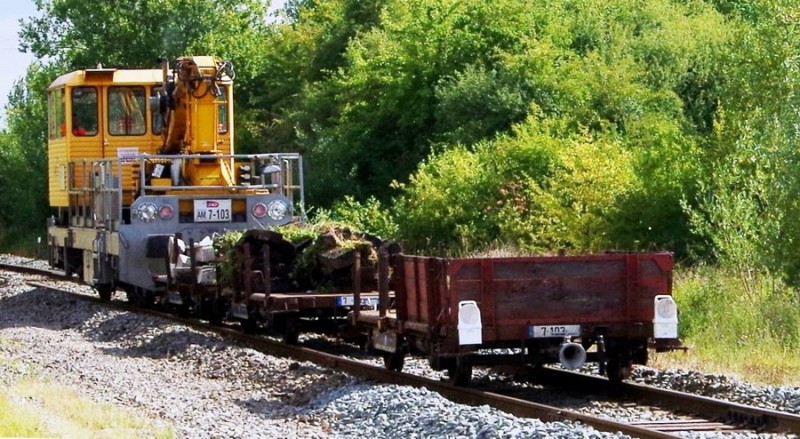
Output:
[673, 266, 800, 350]
[314, 196, 399, 240]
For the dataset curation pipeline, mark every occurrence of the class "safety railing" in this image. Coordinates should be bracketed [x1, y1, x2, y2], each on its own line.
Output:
[66, 153, 305, 231]
[67, 158, 124, 231]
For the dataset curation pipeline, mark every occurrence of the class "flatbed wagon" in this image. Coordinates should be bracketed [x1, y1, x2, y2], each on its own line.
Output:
[142, 230, 386, 342]
[354, 252, 681, 385]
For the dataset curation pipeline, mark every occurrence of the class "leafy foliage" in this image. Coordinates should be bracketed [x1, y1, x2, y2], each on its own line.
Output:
[313, 196, 398, 240]
[689, 0, 800, 284]
[19, 0, 272, 152]
[20, 0, 270, 69]
[674, 266, 800, 375]
[212, 231, 245, 288]
[0, 64, 55, 248]
[4, 0, 800, 290]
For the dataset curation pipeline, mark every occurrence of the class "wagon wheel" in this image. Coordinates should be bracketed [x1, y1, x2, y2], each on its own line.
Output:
[95, 284, 114, 301]
[242, 309, 259, 334]
[382, 351, 405, 372]
[139, 288, 155, 308]
[172, 298, 192, 317]
[282, 315, 300, 345]
[201, 297, 225, 326]
[124, 285, 140, 306]
[448, 355, 473, 386]
[125, 287, 155, 308]
[126, 287, 142, 306]
[606, 355, 633, 386]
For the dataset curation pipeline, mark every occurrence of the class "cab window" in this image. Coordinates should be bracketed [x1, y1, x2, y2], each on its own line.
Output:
[48, 88, 66, 140]
[108, 86, 146, 136]
[217, 85, 228, 134]
[71, 87, 98, 136]
[151, 86, 164, 135]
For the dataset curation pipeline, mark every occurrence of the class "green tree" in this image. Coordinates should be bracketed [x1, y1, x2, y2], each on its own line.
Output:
[240, 0, 386, 153]
[20, 0, 270, 69]
[0, 64, 54, 248]
[19, 0, 272, 152]
[689, 0, 800, 284]
[296, 0, 539, 204]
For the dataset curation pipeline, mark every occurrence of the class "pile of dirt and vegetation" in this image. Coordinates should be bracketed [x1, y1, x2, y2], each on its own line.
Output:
[213, 222, 401, 293]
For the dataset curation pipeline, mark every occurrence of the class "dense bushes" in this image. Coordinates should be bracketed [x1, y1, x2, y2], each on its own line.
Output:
[672, 266, 800, 382]
[4, 0, 800, 284]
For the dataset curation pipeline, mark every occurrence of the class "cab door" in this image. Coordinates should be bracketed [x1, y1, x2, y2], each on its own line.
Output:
[67, 85, 102, 215]
[100, 84, 163, 208]
[101, 85, 150, 160]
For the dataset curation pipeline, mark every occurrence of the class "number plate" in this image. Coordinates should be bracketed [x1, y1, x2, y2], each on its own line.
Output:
[529, 324, 581, 338]
[194, 199, 232, 223]
[337, 296, 378, 307]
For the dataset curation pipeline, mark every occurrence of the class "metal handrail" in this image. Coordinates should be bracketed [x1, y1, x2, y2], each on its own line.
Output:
[66, 152, 305, 226]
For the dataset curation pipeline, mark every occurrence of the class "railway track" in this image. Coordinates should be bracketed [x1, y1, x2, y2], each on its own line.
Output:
[516, 366, 800, 433]
[3, 260, 799, 439]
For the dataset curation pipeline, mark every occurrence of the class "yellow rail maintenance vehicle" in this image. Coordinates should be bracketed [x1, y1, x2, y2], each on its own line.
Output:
[45, 56, 304, 307]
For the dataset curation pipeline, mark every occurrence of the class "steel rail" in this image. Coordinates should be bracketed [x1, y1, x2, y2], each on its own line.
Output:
[517, 366, 800, 435]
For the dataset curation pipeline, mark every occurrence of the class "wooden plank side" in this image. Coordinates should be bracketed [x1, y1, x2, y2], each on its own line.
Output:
[398, 253, 674, 342]
[393, 254, 408, 321]
[416, 257, 429, 322]
[428, 258, 446, 329]
[403, 257, 419, 321]
[492, 258, 625, 281]
[627, 254, 674, 322]
[484, 256, 627, 325]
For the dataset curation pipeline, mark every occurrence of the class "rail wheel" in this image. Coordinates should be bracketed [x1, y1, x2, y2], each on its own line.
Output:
[282, 315, 300, 345]
[173, 300, 191, 318]
[96, 284, 114, 301]
[382, 351, 405, 372]
[125, 286, 154, 308]
[139, 289, 155, 308]
[242, 312, 259, 334]
[124, 286, 141, 306]
[606, 355, 633, 386]
[201, 298, 225, 326]
[448, 355, 473, 386]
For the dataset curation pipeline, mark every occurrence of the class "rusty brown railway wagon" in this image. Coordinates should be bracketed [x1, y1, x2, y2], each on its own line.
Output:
[354, 252, 681, 385]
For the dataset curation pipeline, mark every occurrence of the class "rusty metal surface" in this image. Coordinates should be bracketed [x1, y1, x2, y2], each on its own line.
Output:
[392, 253, 674, 343]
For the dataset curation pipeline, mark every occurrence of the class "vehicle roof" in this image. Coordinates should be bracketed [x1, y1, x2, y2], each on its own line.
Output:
[48, 56, 230, 90]
[48, 69, 164, 90]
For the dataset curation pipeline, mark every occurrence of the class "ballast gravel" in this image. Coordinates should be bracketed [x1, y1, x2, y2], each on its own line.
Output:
[0, 254, 798, 439]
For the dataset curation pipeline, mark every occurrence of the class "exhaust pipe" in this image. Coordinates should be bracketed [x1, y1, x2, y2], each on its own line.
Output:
[558, 341, 587, 370]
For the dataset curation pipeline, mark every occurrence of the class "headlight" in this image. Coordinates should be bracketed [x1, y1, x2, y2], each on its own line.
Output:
[136, 203, 158, 222]
[266, 200, 288, 221]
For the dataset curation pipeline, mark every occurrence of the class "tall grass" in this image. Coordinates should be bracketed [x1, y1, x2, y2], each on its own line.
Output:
[655, 266, 800, 385]
[0, 392, 49, 437]
[0, 377, 174, 438]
